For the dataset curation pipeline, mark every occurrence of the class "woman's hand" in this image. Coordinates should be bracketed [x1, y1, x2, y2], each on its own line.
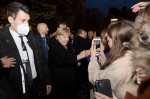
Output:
[85, 50, 91, 57]
[94, 92, 113, 99]
[136, 67, 147, 84]
[98, 43, 106, 66]
[131, 2, 150, 13]
[91, 40, 97, 57]
[77, 50, 86, 60]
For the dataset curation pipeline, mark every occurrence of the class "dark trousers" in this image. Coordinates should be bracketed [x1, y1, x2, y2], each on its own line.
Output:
[0, 90, 6, 99]
[22, 77, 43, 99]
[29, 77, 41, 99]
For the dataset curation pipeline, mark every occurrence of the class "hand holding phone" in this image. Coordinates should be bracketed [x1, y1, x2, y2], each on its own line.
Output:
[93, 38, 101, 56]
[93, 79, 113, 98]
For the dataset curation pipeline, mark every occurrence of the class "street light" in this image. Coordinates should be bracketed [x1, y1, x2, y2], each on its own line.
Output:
[111, 18, 118, 22]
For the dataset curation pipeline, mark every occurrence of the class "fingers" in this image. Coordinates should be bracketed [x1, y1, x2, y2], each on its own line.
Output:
[91, 40, 94, 50]
[94, 92, 112, 99]
[3, 56, 8, 59]
[95, 95, 102, 99]
[136, 67, 143, 72]
[91, 40, 96, 51]
[10, 61, 17, 67]
[5, 56, 15, 60]
[85, 50, 91, 57]
[2, 57, 16, 68]
[100, 43, 104, 52]
[91, 40, 97, 57]
[136, 67, 146, 84]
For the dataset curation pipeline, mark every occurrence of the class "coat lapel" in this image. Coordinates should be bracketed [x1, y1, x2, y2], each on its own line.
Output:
[3, 27, 23, 65]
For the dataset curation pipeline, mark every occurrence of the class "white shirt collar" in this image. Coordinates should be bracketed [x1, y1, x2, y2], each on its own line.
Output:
[9, 27, 20, 37]
[9, 27, 28, 42]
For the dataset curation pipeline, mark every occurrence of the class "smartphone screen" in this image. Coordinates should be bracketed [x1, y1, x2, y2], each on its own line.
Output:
[93, 38, 101, 56]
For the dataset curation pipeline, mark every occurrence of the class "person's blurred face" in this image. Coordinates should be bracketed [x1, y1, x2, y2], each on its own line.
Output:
[57, 34, 69, 47]
[88, 31, 94, 39]
[105, 33, 112, 48]
[80, 30, 87, 39]
[42, 24, 49, 35]
[70, 34, 74, 40]
[0, 26, 3, 29]
[9, 10, 30, 33]
[59, 24, 67, 28]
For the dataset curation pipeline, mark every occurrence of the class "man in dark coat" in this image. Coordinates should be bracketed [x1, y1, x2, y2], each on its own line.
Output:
[0, 2, 51, 99]
[73, 29, 91, 93]
[36, 23, 50, 62]
[48, 36, 78, 99]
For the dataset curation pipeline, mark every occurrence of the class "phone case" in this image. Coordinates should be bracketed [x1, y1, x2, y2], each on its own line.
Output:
[94, 79, 113, 98]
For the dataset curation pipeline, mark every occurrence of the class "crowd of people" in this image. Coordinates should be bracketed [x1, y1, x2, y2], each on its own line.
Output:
[0, 1, 150, 99]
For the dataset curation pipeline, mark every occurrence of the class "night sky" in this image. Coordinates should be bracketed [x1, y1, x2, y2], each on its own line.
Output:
[83, 0, 149, 15]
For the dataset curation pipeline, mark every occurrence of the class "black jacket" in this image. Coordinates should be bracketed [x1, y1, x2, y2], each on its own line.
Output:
[0, 60, 2, 69]
[73, 36, 91, 55]
[36, 33, 50, 62]
[0, 27, 51, 99]
[48, 37, 77, 98]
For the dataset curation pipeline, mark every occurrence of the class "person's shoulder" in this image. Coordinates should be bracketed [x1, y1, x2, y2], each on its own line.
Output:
[35, 33, 42, 39]
[0, 26, 10, 39]
[74, 36, 82, 42]
[46, 35, 50, 39]
[0, 26, 9, 33]
[112, 51, 133, 67]
[49, 36, 56, 44]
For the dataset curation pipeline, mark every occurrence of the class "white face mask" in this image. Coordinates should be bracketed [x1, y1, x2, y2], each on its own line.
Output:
[16, 24, 30, 36]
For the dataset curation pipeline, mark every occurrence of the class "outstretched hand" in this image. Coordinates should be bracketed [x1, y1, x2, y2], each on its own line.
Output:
[94, 92, 113, 99]
[131, 2, 150, 13]
[136, 67, 147, 84]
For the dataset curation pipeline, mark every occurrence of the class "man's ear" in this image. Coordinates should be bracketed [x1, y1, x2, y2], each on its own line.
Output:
[8, 16, 14, 24]
[79, 33, 81, 37]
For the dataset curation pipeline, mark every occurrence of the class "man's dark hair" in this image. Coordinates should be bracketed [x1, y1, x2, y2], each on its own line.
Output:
[77, 29, 85, 36]
[58, 21, 66, 27]
[6, 2, 29, 19]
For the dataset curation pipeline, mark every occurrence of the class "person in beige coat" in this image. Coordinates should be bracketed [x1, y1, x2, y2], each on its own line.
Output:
[88, 20, 138, 99]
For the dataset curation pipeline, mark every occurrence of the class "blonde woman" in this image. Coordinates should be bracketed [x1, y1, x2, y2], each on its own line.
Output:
[48, 28, 89, 99]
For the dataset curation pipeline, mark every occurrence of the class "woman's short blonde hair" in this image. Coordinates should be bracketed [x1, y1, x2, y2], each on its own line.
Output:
[55, 28, 71, 39]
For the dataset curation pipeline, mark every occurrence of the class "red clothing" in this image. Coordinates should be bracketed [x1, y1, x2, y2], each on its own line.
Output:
[125, 76, 150, 99]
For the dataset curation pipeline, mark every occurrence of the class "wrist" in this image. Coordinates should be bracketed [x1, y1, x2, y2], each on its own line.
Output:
[77, 55, 81, 60]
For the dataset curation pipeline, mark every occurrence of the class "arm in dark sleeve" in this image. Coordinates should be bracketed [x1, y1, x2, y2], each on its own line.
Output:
[36, 38, 52, 85]
[43, 62, 52, 84]
[31, 33, 52, 85]
[55, 51, 77, 66]
[73, 39, 81, 55]
[0, 39, 3, 69]
[0, 60, 3, 69]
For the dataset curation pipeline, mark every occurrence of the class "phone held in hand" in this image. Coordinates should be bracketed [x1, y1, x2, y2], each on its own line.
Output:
[93, 79, 113, 98]
[93, 38, 101, 56]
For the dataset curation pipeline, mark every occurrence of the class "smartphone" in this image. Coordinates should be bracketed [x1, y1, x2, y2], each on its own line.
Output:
[93, 79, 113, 98]
[93, 38, 101, 56]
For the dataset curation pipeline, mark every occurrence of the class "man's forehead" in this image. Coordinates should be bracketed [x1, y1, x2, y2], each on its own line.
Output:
[16, 10, 30, 20]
